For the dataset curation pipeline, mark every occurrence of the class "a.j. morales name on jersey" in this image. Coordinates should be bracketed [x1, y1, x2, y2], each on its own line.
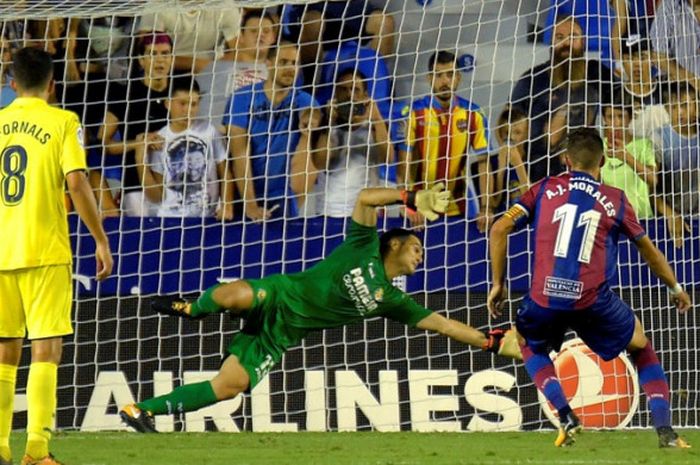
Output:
[544, 176, 617, 217]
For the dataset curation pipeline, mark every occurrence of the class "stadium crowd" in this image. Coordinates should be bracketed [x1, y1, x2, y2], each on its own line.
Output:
[0, 0, 698, 241]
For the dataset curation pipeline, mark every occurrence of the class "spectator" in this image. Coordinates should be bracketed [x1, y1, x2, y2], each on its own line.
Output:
[316, 39, 392, 119]
[26, 19, 72, 102]
[0, 35, 15, 108]
[197, 10, 275, 126]
[600, 91, 690, 246]
[313, 69, 392, 217]
[600, 92, 657, 219]
[652, 81, 700, 216]
[405, 51, 491, 231]
[493, 106, 530, 212]
[649, 0, 700, 85]
[610, 0, 655, 64]
[99, 33, 173, 216]
[224, 41, 319, 220]
[616, 35, 674, 144]
[68, 16, 136, 82]
[511, 15, 611, 182]
[63, 18, 137, 197]
[136, 77, 233, 219]
[139, 5, 242, 73]
[282, 1, 395, 82]
[618, 36, 666, 111]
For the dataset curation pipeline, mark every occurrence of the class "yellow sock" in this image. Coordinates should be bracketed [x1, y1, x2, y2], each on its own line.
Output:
[0, 363, 17, 462]
[25, 362, 57, 459]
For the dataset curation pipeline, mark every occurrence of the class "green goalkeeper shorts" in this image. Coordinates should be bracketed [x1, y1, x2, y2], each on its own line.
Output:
[226, 276, 307, 388]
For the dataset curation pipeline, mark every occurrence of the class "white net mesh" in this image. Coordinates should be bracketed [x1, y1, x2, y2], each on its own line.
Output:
[3, 0, 698, 432]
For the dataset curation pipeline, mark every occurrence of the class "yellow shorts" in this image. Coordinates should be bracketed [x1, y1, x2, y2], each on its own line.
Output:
[0, 264, 73, 339]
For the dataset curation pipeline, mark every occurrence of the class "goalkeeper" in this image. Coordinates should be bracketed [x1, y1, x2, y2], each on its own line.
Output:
[120, 184, 520, 432]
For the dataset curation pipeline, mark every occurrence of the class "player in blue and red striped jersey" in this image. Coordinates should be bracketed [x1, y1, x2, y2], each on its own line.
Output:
[488, 127, 692, 449]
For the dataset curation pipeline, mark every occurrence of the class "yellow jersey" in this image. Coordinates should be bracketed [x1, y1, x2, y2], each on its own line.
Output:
[408, 96, 490, 217]
[0, 97, 86, 270]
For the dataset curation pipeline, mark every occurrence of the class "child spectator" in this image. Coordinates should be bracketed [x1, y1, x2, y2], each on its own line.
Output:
[601, 91, 690, 246]
[493, 107, 530, 212]
[652, 81, 700, 216]
[600, 93, 657, 218]
[136, 77, 233, 219]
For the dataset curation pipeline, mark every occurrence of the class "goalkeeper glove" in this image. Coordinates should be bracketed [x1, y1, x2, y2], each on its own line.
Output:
[402, 183, 450, 221]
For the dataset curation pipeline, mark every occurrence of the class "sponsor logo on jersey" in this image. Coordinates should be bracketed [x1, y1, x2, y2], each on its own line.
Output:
[543, 276, 583, 300]
[537, 338, 639, 429]
[343, 267, 379, 315]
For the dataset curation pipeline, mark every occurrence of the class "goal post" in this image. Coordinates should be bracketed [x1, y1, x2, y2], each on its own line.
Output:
[4, 0, 698, 432]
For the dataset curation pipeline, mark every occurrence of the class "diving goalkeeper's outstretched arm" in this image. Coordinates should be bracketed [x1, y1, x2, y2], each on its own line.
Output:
[352, 184, 450, 227]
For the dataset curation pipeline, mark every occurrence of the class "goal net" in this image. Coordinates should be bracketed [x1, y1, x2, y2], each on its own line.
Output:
[4, 0, 698, 432]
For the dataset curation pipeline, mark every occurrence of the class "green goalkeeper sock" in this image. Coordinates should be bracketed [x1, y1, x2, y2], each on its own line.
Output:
[137, 381, 219, 415]
[189, 284, 223, 317]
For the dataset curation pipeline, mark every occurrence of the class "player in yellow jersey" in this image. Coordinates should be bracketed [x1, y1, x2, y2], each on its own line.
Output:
[0, 48, 113, 465]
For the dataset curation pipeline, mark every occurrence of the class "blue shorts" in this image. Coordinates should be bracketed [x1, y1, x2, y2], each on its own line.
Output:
[515, 290, 636, 361]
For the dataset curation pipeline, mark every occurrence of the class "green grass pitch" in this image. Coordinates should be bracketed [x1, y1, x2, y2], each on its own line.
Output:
[9, 430, 700, 464]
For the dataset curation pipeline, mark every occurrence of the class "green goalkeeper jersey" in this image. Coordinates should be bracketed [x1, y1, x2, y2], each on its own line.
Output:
[273, 221, 433, 330]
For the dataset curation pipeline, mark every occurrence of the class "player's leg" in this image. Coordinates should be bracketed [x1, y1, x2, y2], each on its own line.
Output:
[123, 283, 296, 433]
[516, 299, 580, 447]
[24, 339, 62, 463]
[21, 265, 72, 464]
[577, 293, 689, 448]
[120, 354, 249, 433]
[626, 318, 690, 448]
[0, 270, 25, 465]
[0, 339, 22, 465]
[151, 280, 255, 319]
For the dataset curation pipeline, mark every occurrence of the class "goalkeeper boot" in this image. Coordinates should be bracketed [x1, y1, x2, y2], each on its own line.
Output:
[150, 296, 202, 320]
[119, 404, 158, 433]
[483, 328, 523, 360]
[555, 411, 582, 447]
[658, 427, 691, 449]
[20, 454, 64, 465]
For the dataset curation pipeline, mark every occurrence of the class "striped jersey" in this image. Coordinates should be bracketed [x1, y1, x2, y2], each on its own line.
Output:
[508, 171, 646, 310]
[407, 95, 489, 217]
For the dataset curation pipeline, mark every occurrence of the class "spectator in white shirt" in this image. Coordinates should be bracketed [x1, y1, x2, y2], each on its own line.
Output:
[136, 76, 234, 219]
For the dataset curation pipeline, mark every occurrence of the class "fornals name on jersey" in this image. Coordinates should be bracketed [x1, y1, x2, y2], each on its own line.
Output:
[543, 276, 584, 300]
[545, 180, 617, 217]
[343, 267, 379, 315]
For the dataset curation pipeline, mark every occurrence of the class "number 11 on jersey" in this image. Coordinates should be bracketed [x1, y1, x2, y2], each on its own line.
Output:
[552, 203, 602, 264]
